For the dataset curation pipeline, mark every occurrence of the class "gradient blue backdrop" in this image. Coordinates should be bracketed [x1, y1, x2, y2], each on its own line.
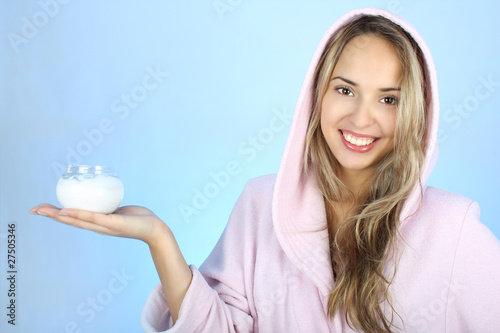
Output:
[1, 1, 499, 332]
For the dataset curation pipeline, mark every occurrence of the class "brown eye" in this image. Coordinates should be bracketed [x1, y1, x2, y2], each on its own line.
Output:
[381, 96, 398, 105]
[337, 87, 353, 96]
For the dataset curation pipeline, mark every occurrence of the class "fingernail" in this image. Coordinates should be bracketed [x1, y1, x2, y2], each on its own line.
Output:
[29, 209, 37, 215]
[58, 211, 69, 216]
[38, 211, 48, 216]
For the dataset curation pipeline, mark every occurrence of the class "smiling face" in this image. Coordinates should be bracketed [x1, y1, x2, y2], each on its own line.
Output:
[320, 34, 402, 181]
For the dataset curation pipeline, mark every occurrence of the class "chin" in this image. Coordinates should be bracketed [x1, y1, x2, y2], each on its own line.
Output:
[339, 163, 375, 173]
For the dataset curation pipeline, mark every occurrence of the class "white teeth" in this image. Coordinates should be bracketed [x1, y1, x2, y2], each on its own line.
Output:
[342, 131, 375, 146]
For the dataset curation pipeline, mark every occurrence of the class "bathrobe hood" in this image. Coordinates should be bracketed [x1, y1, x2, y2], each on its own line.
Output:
[272, 7, 440, 297]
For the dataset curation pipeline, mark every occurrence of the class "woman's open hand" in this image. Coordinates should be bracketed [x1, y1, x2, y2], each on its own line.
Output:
[30, 204, 168, 246]
[31, 203, 192, 323]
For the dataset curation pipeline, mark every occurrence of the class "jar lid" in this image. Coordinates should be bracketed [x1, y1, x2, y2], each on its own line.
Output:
[65, 165, 117, 176]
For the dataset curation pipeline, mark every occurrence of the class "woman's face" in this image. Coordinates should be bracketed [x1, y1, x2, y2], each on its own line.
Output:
[320, 34, 401, 178]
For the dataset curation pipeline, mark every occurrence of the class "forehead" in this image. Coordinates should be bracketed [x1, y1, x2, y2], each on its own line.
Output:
[333, 34, 403, 86]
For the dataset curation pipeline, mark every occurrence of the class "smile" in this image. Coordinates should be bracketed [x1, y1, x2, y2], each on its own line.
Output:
[339, 130, 379, 153]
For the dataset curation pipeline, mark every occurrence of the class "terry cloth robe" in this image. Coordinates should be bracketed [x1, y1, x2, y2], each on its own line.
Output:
[141, 7, 500, 333]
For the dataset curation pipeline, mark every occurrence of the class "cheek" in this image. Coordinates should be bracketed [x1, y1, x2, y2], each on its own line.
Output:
[383, 111, 397, 137]
[320, 109, 339, 139]
[381, 112, 397, 151]
[320, 95, 346, 127]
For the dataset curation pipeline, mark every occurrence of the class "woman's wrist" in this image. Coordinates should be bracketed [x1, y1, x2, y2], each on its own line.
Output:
[144, 218, 173, 248]
[145, 219, 192, 323]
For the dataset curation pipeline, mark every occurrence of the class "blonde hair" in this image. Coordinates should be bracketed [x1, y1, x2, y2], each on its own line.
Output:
[303, 15, 427, 332]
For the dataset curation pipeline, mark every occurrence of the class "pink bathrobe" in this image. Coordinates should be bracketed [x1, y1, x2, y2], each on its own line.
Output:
[141, 8, 500, 332]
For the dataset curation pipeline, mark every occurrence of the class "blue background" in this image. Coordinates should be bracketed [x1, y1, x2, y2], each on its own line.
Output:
[1, 1, 499, 332]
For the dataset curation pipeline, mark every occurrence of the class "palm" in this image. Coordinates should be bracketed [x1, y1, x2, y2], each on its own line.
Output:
[114, 205, 154, 216]
[31, 203, 167, 245]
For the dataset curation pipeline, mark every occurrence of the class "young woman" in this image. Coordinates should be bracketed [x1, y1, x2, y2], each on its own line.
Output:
[31, 8, 500, 333]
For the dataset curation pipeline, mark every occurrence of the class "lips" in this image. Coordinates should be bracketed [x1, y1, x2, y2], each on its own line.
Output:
[339, 130, 379, 153]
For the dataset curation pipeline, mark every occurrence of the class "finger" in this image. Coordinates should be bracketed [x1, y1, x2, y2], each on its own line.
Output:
[57, 208, 123, 231]
[59, 208, 106, 223]
[36, 207, 113, 234]
[30, 203, 60, 214]
[39, 203, 59, 208]
[53, 215, 111, 235]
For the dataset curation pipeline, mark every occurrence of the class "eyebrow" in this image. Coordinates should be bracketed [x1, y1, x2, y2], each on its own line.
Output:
[331, 76, 401, 92]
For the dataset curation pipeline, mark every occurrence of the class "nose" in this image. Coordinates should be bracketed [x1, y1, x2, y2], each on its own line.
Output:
[348, 99, 375, 129]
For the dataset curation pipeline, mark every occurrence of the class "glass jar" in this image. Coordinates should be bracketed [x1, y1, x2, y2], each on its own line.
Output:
[56, 165, 124, 214]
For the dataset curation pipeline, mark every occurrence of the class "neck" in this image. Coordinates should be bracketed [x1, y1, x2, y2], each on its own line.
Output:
[338, 167, 373, 201]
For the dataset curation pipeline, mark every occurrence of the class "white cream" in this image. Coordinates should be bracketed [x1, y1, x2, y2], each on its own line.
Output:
[56, 174, 124, 214]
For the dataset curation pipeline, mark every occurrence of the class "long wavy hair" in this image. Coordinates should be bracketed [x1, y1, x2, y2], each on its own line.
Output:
[303, 15, 427, 332]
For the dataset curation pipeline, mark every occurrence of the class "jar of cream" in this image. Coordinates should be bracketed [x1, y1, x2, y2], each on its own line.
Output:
[56, 165, 124, 214]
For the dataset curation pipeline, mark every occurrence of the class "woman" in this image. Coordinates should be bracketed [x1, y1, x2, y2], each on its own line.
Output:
[31, 8, 500, 332]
